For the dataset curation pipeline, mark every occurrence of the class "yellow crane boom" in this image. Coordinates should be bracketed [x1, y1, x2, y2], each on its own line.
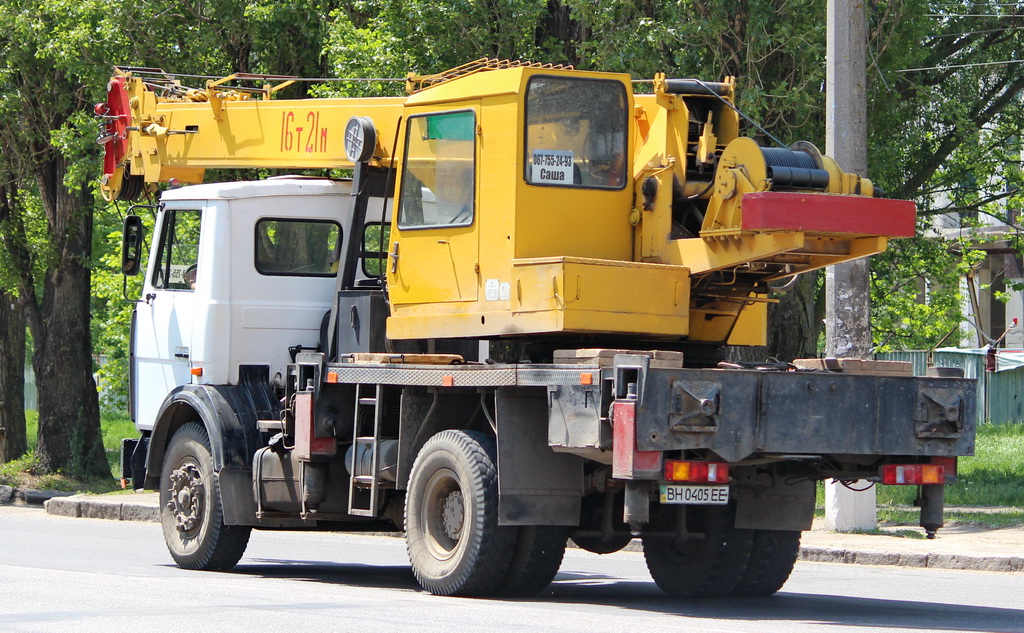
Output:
[99, 60, 915, 346]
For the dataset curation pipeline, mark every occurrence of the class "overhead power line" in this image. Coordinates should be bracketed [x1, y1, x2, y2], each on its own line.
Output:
[926, 13, 1024, 17]
[928, 25, 1024, 37]
[898, 58, 1024, 72]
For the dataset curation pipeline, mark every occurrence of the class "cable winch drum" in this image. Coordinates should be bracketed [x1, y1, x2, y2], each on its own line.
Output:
[761, 145, 830, 191]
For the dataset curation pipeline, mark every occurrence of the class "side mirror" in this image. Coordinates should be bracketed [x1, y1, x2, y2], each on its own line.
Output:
[121, 215, 144, 276]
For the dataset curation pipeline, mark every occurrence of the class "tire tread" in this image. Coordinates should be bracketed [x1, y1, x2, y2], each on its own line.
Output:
[499, 526, 568, 596]
[728, 529, 801, 597]
[642, 505, 754, 598]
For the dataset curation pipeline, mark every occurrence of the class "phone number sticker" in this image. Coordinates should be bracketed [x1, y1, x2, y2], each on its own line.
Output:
[531, 149, 573, 184]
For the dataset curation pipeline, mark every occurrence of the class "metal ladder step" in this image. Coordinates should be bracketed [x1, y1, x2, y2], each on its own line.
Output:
[348, 384, 383, 517]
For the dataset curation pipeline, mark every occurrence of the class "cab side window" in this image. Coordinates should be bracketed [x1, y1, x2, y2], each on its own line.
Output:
[255, 218, 341, 276]
[152, 208, 202, 291]
[398, 110, 476, 229]
[524, 76, 628, 189]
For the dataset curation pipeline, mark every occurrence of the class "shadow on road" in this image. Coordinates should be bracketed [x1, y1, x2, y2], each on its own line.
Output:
[548, 570, 1024, 633]
[233, 559, 421, 591]
[218, 561, 1024, 633]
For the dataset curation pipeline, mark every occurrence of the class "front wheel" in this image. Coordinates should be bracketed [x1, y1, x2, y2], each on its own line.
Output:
[160, 422, 251, 570]
[405, 430, 515, 596]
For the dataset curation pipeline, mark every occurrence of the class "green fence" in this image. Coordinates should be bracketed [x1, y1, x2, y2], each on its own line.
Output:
[24, 364, 36, 411]
[877, 350, 1024, 425]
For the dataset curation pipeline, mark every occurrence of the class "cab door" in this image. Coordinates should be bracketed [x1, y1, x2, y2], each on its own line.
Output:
[131, 203, 203, 431]
[386, 108, 479, 305]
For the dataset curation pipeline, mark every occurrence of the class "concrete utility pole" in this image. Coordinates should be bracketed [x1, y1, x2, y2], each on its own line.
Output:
[824, 0, 876, 531]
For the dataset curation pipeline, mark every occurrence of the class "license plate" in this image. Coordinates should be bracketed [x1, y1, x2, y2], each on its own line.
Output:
[659, 484, 729, 505]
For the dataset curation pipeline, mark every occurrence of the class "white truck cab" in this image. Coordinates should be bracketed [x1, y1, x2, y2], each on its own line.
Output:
[130, 178, 379, 431]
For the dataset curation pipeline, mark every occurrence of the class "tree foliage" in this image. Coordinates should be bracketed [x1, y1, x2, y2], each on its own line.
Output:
[866, 1, 1024, 350]
[0, 1, 113, 477]
[1, 0, 1021, 464]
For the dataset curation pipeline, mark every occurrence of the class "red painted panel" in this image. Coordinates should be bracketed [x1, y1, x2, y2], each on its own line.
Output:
[99, 76, 132, 181]
[294, 392, 336, 460]
[740, 192, 916, 237]
[612, 400, 662, 479]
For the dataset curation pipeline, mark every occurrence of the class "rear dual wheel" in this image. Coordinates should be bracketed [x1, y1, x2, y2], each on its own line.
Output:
[642, 504, 754, 598]
[405, 430, 515, 596]
[405, 430, 567, 596]
[500, 525, 568, 596]
[729, 529, 801, 597]
[642, 504, 801, 598]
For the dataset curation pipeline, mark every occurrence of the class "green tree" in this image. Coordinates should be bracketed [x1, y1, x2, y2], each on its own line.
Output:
[89, 1, 350, 408]
[865, 1, 1024, 349]
[0, 0, 176, 476]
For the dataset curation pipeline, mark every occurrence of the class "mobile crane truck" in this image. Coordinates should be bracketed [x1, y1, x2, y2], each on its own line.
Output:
[100, 59, 975, 598]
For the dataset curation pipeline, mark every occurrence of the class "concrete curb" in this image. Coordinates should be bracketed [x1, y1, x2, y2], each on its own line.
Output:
[42, 497, 1024, 573]
[799, 546, 1024, 573]
[45, 496, 160, 523]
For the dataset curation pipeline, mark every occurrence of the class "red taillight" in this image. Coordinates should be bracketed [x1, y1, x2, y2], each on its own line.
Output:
[664, 460, 729, 483]
[882, 464, 944, 485]
[931, 456, 957, 483]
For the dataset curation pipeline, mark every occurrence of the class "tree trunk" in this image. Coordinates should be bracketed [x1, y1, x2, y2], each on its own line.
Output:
[543, 1, 587, 66]
[27, 169, 110, 480]
[728, 272, 823, 363]
[0, 289, 27, 463]
[766, 271, 823, 362]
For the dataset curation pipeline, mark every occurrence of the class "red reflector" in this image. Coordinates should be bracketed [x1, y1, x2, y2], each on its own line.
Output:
[882, 464, 944, 485]
[664, 460, 729, 483]
[326, 371, 339, 383]
[441, 375, 454, 387]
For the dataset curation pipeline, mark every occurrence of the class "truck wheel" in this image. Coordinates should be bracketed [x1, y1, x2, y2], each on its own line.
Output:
[405, 430, 515, 596]
[499, 525, 568, 596]
[642, 504, 754, 598]
[160, 422, 251, 571]
[728, 529, 801, 596]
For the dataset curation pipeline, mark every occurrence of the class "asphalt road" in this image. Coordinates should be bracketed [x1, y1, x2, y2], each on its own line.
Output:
[2, 505, 1023, 633]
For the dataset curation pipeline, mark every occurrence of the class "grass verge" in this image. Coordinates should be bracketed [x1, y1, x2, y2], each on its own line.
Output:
[817, 423, 1024, 531]
[0, 410, 134, 493]
[877, 507, 1024, 529]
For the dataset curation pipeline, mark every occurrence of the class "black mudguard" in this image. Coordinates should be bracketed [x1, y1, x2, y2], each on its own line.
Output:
[143, 380, 277, 525]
